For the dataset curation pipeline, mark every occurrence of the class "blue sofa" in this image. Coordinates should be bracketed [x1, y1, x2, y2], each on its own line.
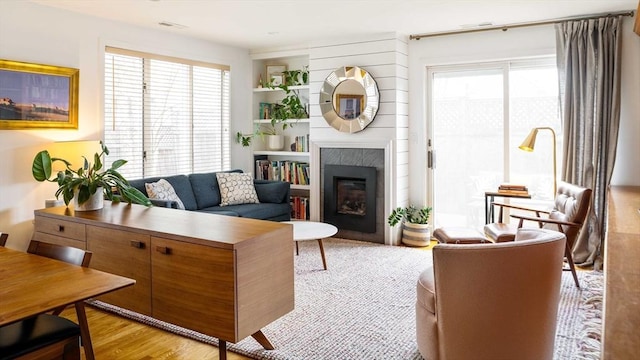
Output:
[128, 169, 291, 221]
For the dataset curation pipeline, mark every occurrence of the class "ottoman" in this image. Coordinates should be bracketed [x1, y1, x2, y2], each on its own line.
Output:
[433, 227, 491, 244]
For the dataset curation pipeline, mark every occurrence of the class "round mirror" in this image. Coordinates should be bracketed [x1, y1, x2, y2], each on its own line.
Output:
[319, 66, 379, 133]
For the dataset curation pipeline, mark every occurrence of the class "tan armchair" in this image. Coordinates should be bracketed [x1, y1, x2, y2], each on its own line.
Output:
[416, 228, 566, 360]
[484, 181, 592, 288]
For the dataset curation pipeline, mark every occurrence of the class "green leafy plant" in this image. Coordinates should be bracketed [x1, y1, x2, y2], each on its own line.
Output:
[387, 205, 432, 226]
[236, 68, 309, 147]
[32, 141, 152, 206]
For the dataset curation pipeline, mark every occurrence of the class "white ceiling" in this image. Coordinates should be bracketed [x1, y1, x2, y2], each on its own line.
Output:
[29, 0, 637, 50]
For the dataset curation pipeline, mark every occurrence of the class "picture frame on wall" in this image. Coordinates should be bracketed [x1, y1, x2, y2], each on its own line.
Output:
[265, 64, 287, 86]
[336, 94, 364, 120]
[0, 59, 79, 129]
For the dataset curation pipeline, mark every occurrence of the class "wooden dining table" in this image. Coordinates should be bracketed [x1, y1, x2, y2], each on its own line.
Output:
[0, 246, 135, 360]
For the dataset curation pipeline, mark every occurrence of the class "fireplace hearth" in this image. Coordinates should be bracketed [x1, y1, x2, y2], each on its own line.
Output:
[324, 164, 376, 233]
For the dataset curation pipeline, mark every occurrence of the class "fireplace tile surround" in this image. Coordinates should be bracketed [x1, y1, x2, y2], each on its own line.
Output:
[319, 147, 386, 244]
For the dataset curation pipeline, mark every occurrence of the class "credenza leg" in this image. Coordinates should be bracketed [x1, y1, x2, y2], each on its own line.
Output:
[219, 339, 227, 360]
[252, 330, 275, 350]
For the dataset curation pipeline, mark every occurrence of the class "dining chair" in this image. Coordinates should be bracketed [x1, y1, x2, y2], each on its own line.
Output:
[27, 240, 92, 268]
[28, 241, 95, 353]
[484, 181, 592, 288]
[0, 238, 85, 360]
[27, 240, 92, 317]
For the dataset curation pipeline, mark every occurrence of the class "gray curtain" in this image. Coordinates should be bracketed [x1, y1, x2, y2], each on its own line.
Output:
[555, 16, 622, 269]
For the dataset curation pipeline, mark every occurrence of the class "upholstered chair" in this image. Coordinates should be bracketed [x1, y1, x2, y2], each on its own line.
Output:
[416, 228, 566, 360]
[484, 181, 592, 287]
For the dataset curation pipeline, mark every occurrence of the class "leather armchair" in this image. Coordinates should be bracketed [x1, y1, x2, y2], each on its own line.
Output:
[484, 181, 592, 287]
[416, 228, 566, 360]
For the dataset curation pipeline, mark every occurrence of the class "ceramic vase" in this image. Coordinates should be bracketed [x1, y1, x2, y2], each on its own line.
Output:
[73, 187, 104, 211]
[266, 135, 285, 151]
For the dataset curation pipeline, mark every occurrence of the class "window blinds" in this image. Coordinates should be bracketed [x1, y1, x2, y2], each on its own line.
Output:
[104, 47, 230, 179]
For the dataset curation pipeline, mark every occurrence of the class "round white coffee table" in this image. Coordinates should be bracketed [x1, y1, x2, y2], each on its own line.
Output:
[283, 221, 338, 270]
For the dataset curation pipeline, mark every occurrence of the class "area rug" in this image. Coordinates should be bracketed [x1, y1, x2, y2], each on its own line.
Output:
[89, 238, 603, 360]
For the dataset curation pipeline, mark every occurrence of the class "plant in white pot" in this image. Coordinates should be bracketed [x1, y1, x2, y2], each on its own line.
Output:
[32, 141, 152, 211]
[388, 205, 433, 247]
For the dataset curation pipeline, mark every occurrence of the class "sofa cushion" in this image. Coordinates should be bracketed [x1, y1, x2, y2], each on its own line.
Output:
[129, 175, 198, 211]
[216, 172, 259, 206]
[196, 208, 240, 217]
[188, 170, 242, 209]
[218, 202, 291, 221]
[145, 179, 185, 210]
[254, 181, 289, 204]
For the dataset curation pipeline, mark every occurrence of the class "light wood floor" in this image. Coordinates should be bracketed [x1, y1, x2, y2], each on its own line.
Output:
[61, 306, 251, 360]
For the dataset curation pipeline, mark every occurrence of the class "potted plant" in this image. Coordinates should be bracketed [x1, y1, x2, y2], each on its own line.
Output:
[32, 141, 152, 211]
[237, 68, 309, 148]
[388, 205, 433, 247]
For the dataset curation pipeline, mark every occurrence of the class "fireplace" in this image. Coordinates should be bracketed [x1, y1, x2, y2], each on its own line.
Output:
[323, 164, 377, 233]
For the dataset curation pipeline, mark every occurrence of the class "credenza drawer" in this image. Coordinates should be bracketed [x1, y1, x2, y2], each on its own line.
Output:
[34, 216, 86, 241]
[32, 231, 86, 250]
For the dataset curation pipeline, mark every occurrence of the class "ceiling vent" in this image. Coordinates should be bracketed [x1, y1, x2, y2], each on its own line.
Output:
[158, 21, 187, 29]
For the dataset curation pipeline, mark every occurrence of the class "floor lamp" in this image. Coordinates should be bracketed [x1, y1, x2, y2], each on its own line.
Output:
[519, 127, 557, 196]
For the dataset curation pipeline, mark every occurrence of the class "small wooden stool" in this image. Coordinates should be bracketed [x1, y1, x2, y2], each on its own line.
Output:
[433, 227, 491, 244]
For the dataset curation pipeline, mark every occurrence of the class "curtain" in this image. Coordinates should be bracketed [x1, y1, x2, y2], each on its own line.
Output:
[555, 16, 622, 269]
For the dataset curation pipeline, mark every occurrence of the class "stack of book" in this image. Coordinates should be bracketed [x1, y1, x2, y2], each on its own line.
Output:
[290, 195, 309, 220]
[255, 159, 310, 185]
[498, 183, 529, 195]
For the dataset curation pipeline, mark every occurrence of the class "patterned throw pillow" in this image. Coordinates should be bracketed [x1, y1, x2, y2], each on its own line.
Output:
[216, 172, 260, 206]
[145, 179, 186, 210]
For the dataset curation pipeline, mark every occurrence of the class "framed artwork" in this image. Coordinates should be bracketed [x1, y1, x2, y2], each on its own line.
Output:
[265, 64, 286, 86]
[0, 59, 79, 129]
[336, 94, 364, 119]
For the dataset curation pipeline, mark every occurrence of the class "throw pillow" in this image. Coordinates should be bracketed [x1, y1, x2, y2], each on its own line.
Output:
[145, 179, 186, 210]
[216, 172, 260, 206]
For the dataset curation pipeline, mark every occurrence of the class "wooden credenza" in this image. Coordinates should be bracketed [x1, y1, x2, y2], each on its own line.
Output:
[602, 186, 640, 359]
[33, 202, 294, 356]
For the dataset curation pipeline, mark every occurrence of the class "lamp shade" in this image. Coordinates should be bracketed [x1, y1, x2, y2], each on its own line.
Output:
[48, 140, 102, 172]
[519, 128, 539, 152]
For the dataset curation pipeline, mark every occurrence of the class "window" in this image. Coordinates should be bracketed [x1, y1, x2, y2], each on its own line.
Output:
[428, 58, 560, 229]
[104, 47, 230, 179]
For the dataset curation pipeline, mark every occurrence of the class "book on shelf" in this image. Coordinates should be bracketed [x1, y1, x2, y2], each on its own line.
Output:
[254, 159, 310, 185]
[259, 102, 273, 120]
[290, 134, 310, 152]
[290, 195, 309, 220]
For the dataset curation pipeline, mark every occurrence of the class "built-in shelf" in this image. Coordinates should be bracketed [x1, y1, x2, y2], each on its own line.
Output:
[253, 85, 309, 92]
[254, 151, 310, 156]
[253, 119, 309, 124]
[251, 53, 310, 220]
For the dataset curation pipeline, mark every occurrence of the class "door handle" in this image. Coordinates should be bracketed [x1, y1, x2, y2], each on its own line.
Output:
[428, 150, 436, 169]
[130, 240, 145, 249]
[156, 246, 171, 255]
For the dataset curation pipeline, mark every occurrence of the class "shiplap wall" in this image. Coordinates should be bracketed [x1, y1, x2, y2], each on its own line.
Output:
[308, 32, 409, 244]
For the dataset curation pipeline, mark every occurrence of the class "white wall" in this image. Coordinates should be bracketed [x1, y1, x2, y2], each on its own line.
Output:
[308, 33, 409, 244]
[0, 1, 251, 249]
[408, 19, 640, 207]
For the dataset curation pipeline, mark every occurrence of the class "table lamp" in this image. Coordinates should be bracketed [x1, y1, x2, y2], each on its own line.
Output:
[519, 127, 557, 195]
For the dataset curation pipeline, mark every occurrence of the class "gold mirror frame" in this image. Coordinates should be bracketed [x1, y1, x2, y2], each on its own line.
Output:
[319, 66, 379, 133]
[0, 59, 79, 130]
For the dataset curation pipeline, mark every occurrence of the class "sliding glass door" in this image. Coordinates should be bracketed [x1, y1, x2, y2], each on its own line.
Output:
[427, 59, 560, 230]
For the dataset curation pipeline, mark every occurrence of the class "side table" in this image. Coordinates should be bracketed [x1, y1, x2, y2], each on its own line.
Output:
[484, 191, 532, 224]
[283, 221, 338, 270]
